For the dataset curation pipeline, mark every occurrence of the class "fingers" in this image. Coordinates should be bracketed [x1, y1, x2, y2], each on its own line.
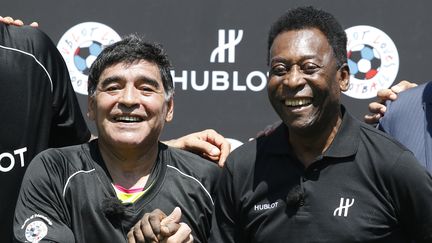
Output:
[127, 220, 147, 243]
[364, 101, 387, 124]
[376, 80, 418, 102]
[198, 129, 230, 167]
[147, 209, 168, 237]
[164, 223, 193, 243]
[127, 230, 136, 243]
[390, 80, 417, 94]
[376, 88, 397, 102]
[164, 129, 231, 167]
[160, 207, 182, 237]
[364, 113, 382, 125]
[368, 102, 387, 115]
[0, 16, 24, 26]
[0, 16, 38, 27]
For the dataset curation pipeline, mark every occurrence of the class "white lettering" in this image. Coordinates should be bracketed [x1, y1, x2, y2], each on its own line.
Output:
[246, 71, 267, 92]
[232, 71, 246, 91]
[212, 71, 229, 91]
[15, 147, 27, 167]
[254, 202, 279, 211]
[171, 70, 188, 90]
[191, 70, 209, 91]
[0, 147, 27, 172]
[171, 70, 267, 92]
[0, 153, 14, 172]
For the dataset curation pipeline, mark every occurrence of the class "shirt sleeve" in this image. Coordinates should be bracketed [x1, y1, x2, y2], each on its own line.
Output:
[208, 161, 241, 243]
[386, 151, 432, 242]
[31, 28, 91, 147]
[13, 150, 75, 243]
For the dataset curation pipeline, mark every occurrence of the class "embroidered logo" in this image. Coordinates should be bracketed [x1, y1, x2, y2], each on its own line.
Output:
[333, 197, 355, 217]
[254, 202, 279, 211]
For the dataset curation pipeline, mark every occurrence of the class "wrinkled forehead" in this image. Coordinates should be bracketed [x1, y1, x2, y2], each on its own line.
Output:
[270, 28, 334, 61]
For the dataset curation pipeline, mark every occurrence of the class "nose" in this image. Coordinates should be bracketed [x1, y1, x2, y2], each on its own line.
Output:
[282, 65, 306, 90]
[118, 85, 140, 107]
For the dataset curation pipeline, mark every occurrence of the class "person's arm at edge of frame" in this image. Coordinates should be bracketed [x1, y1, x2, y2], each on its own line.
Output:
[364, 80, 417, 124]
[0, 16, 38, 27]
[163, 129, 231, 167]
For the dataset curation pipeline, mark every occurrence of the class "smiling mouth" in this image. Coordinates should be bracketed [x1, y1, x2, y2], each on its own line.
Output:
[284, 98, 312, 107]
[114, 116, 144, 123]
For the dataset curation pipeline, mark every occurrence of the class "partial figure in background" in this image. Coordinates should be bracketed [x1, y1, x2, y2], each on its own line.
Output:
[0, 21, 91, 242]
[365, 80, 432, 172]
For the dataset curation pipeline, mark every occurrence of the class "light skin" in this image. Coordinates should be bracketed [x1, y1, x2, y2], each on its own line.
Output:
[88, 60, 173, 189]
[164, 129, 230, 167]
[0, 15, 232, 166]
[364, 80, 418, 124]
[267, 28, 349, 167]
[0, 16, 38, 27]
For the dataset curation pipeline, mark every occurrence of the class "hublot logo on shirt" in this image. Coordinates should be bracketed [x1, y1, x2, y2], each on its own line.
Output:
[254, 202, 279, 211]
[333, 197, 355, 217]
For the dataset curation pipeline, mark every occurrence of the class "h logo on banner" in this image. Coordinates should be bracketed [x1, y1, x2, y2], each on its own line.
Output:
[210, 29, 243, 63]
[333, 198, 355, 217]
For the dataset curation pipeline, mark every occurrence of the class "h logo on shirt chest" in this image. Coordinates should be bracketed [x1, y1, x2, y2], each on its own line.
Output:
[333, 197, 355, 217]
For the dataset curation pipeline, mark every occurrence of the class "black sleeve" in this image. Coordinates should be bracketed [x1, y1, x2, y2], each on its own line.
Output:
[31, 28, 90, 147]
[13, 150, 75, 243]
[386, 151, 432, 242]
[209, 160, 241, 243]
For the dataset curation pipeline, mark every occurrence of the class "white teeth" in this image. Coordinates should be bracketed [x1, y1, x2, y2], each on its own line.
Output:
[115, 116, 142, 122]
[284, 98, 312, 107]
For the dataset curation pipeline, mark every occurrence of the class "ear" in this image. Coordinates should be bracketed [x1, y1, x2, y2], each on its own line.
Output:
[338, 63, 350, 92]
[87, 95, 96, 121]
[165, 97, 174, 122]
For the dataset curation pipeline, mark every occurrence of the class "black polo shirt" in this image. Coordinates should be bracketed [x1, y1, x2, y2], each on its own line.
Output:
[14, 141, 220, 243]
[209, 108, 432, 243]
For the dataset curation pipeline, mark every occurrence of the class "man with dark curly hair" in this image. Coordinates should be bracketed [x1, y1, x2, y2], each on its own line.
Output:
[209, 6, 432, 243]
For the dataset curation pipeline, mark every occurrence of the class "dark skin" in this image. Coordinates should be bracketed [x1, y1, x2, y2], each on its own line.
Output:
[133, 27, 351, 241]
[267, 28, 349, 167]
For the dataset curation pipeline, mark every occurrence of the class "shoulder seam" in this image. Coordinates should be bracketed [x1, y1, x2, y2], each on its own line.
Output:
[166, 165, 214, 205]
[0, 44, 53, 92]
[62, 169, 95, 197]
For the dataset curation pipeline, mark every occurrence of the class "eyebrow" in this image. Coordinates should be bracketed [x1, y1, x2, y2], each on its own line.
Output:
[99, 75, 161, 89]
[270, 55, 320, 65]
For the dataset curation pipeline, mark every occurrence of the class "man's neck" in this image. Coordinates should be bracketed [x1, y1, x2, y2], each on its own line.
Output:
[98, 140, 159, 189]
[288, 113, 343, 168]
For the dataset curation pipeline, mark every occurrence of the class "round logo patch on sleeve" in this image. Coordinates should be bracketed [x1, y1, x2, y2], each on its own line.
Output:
[25, 220, 48, 242]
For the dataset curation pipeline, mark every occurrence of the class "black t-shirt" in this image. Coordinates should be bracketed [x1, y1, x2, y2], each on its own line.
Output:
[0, 23, 90, 242]
[14, 141, 220, 243]
[209, 109, 432, 243]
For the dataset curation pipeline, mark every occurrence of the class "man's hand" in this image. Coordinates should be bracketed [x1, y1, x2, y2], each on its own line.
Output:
[364, 80, 417, 124]
[163, 129, 230, 167]
[0, 16, 38, 27]
[127, 207, 193, 243]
